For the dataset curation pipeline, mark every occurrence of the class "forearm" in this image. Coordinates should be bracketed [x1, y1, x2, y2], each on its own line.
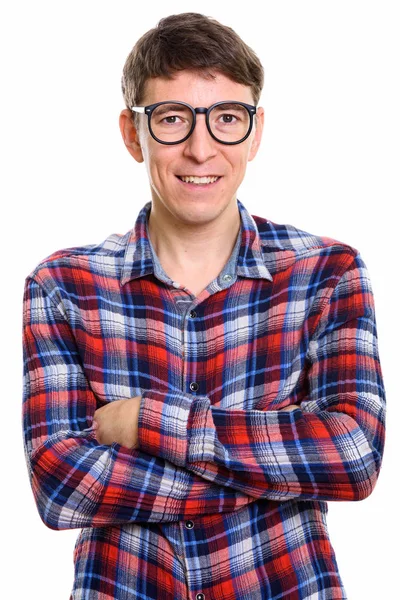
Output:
[137, 389, 384, 502]
[27, 425, 254, 530]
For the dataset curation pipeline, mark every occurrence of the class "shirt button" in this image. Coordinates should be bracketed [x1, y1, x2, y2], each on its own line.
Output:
[189, 310, 197, 318]
[196, 594, 205, 600]
[185, 520, 194, 529]
[189, 382, 199, 392]
[221, 274, 232, 282]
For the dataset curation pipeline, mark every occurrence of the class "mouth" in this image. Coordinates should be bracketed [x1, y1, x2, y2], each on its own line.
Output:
[176, 175, 222, 187]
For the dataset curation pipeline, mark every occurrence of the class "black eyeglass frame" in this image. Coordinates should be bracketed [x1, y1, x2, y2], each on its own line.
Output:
[130, 100, 257, 146]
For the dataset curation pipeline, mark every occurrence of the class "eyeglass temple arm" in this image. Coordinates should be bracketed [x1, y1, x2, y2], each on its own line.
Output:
[130, 106, 146, 113]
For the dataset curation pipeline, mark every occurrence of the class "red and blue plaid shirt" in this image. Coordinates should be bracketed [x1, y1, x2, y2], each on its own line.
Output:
[22, 199, 386, 599]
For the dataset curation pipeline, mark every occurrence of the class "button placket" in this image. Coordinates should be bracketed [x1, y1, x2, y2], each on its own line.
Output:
[183, 306, 200, 392]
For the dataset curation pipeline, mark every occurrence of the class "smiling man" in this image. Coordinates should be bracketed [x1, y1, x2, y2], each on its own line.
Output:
[22, 12, 386, 600]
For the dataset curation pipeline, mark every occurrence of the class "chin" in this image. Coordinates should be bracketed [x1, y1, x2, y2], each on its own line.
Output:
[177, 201, 229, 222]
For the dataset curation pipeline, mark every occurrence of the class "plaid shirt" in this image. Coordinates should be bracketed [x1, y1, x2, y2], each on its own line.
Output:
[22, 199, 386, 600]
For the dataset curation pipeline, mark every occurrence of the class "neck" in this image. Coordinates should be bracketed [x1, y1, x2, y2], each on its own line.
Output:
[146, 199, 241, 272]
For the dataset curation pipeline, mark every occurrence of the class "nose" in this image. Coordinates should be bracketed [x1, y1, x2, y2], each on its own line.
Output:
[182, 114, 218, 162]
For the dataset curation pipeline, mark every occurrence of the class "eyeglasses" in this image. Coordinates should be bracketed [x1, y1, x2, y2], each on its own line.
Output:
[130, 100, 257, 145]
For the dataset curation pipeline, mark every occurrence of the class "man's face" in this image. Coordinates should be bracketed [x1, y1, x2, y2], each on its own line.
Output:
[120, 69, 264, 227]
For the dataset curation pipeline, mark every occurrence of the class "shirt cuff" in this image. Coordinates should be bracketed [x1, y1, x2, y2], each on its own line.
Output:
[137, 389, 210, 466]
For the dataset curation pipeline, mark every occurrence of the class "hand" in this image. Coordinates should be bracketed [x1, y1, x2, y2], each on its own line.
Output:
[93, 396, 142, 449]
[280, 404, 298, 412]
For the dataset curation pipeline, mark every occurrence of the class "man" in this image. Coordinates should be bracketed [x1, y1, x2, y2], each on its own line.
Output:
[22, 12, 386, 600]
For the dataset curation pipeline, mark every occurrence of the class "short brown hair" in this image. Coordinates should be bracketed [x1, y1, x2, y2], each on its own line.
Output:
[121, 12, 264, 110]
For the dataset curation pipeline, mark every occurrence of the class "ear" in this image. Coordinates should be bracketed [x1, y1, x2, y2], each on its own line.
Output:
[119, 109, 144, 163]
[248, 107, 264, 162]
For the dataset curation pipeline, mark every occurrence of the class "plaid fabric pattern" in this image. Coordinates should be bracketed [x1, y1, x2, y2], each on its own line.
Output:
[22, 199, 386, 599]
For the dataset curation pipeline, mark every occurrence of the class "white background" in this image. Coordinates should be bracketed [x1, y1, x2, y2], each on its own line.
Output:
[2, 1, 398, 598]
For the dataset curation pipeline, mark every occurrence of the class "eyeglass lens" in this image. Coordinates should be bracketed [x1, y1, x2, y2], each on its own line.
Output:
[150, 103, 251, 143]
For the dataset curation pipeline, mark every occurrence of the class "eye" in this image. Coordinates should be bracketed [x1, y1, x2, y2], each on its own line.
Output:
[219, 113, 238, 124]
[163, 115, 183, 124]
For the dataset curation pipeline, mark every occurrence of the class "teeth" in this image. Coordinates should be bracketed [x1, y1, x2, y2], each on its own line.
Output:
[179, 176, 219, 184]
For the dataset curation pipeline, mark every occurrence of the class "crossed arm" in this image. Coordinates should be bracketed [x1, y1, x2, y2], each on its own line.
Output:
[93, 397, 297, 449]
[22, 250, 386, 531]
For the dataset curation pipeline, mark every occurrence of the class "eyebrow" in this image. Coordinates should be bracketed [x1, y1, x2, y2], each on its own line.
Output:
[154, 104, 189, 115]
[213, 103, 247, 111]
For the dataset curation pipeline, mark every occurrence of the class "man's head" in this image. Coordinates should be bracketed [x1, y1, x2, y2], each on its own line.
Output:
[119, 13, 265, 228]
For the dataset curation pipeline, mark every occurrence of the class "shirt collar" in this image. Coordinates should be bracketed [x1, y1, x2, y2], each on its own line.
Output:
[120, 199, 273, 287]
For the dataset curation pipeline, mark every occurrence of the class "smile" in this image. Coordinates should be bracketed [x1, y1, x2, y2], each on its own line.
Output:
[177, 175, 221, 185]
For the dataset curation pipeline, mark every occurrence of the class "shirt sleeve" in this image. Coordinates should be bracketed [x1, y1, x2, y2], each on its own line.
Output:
[22, 275, 255, 531]
[137, 251, 386, 502]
